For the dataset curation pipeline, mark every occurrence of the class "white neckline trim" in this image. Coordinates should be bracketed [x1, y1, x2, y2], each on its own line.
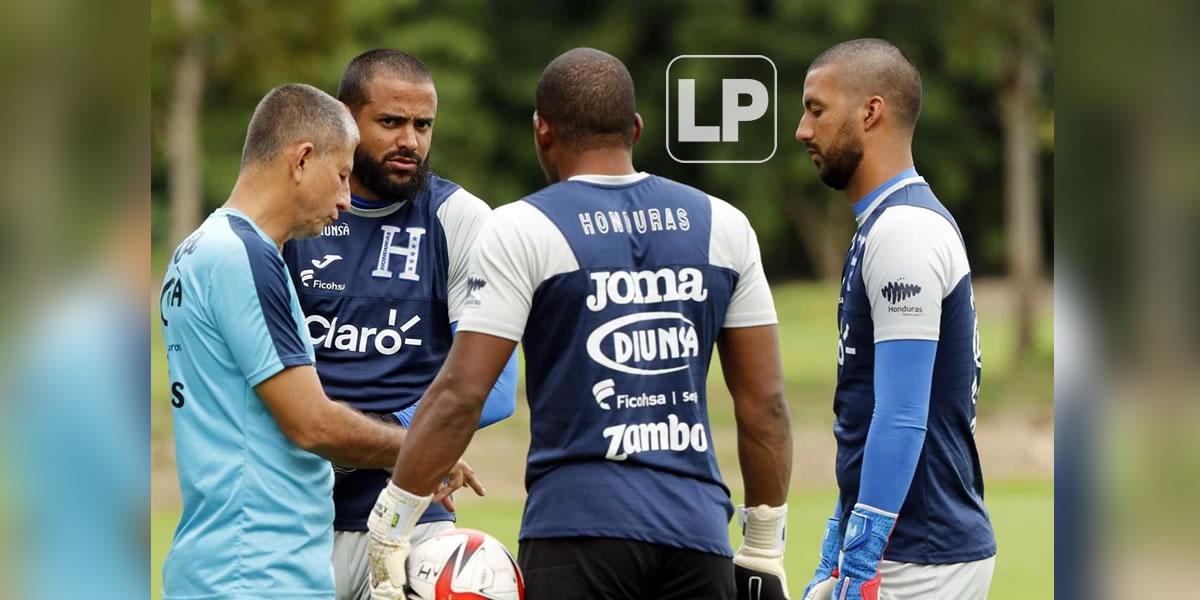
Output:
[855, 176, 927, 226]
[567, 172, 650, 185]
[349, 199, 407, 219]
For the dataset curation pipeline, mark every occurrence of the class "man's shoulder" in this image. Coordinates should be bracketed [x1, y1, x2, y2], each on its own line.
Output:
[175, 214, 251, 271]
[187, 214, 287, 288]
[435, 179, 490, 221]
[869, 204, 960, 249]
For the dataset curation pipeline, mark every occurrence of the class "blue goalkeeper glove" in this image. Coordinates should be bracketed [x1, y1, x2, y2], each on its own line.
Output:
[831, 505, 896, 600]
[801, 515, 841, 599]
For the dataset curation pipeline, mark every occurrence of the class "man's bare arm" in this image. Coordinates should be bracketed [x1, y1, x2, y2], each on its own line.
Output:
[257, 365, 405, 468]
[718, 324, 792, 506]
[389, 331, 517, 495]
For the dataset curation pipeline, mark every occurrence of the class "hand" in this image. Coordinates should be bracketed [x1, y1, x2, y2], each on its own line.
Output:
[366, 482, 432, 600]
[734, 504, 790, 600]
[801, 515, 842, 600]
[431, 459, 487, 512]
[830, 505, 896, 600]
[803, 576, 837, 600]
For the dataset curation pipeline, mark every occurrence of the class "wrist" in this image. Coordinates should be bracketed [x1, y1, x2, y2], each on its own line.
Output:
[367, 481, 431, 542]
[839, 504, 896, 579]
[817, 515, 841, 572]
[738, 504, 788, 557]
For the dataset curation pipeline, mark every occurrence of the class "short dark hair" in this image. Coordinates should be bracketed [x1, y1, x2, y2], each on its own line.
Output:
[337, 49, 434, 113]
[240, 83, 358, 168]
[810, 38, 923, 130]
[535, 48, 637, 150]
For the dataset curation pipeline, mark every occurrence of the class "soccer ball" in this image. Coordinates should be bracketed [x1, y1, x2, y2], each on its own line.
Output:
[406, 528, 525, 600]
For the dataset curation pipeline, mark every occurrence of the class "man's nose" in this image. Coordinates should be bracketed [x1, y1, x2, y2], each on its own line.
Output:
[395, 124, 418, 150]
[795, 117, 813, 143]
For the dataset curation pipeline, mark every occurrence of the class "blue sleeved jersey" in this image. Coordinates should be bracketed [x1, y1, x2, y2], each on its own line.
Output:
[282, 173, 493, 530]
[160, 208, 332, 599]
[457, 173, 778, 557]
[834, 168, 996, 564]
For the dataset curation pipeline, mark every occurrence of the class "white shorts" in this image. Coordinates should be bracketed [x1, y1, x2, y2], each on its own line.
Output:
[878, 556, 995, 600]
[333, 521, 455, 600]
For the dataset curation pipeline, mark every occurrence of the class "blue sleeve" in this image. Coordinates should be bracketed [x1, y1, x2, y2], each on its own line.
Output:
[394, 322, 518, 429]
[857, 339, 936, 514]
[214, 220, 313, 386]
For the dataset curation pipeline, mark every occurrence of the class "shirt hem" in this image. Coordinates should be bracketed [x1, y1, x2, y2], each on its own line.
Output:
[883, 544, 997, 565]
[722, 313, 779, 328]
[518, 526, 732, 558]
[164, 592, 333, 599]
[874, 329, 940, 343]
[455, 319, 523, 342]
[245, 355, 311, 387]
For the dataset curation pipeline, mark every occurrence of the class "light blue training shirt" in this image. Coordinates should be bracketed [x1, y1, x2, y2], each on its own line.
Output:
[160, 207, 334, 599]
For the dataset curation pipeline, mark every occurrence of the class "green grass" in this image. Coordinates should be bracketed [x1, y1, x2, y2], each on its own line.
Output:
[151, 480, 1052, 598]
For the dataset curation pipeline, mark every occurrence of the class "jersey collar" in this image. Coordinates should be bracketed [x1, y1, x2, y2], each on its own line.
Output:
[214, 207, 276, 247]
[567, 172, 650, 186]
[349, 193, 407, 218]
[852, 167, 925, 226]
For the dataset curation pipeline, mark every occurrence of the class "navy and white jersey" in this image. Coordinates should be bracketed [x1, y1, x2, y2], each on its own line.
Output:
[161, 208, 332, 599]
[458, 172, 777, 557]
[282, 173, 490, 530]
[835, 169, 996, 564]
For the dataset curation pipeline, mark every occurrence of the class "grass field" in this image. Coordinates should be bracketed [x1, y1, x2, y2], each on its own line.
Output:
[151, 479, 1052, 598]
[150, 279, 1053, 597]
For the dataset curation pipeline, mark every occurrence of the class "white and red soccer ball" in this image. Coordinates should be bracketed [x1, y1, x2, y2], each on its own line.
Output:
[406, 528, 525, 600]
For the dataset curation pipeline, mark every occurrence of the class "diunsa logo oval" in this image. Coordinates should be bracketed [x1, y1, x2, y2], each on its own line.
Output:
[586, 311, 700, 375]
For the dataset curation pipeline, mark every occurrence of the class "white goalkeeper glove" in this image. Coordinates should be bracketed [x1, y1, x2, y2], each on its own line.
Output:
[366, 481, 431, 600]
[734, 504, 790, 600]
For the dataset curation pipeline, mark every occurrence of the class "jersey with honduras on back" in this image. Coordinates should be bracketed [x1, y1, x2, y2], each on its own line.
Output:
[456, 172, 777, 557]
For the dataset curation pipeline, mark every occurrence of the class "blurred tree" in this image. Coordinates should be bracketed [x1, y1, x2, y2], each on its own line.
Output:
[163, 0, 204, 248]
[941, 0, 1053, 358]
[150, 0, 1053, 292]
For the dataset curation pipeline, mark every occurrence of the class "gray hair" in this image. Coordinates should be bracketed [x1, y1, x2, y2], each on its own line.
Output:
[240, 83, 359, 168]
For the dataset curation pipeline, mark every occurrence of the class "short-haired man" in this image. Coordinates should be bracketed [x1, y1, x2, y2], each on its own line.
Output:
[794, 39, 996, 600]
[282, 49, 517, 600]
[364, 48, 794, 600]
[159, 83, 470, 599]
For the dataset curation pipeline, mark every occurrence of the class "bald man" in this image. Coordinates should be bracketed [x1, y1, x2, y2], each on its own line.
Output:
[794, 39, 996, 600]
[160, 83, 471, 600]
[364, 48, 793, 600]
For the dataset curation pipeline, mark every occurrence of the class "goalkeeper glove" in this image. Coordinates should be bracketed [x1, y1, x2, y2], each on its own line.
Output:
[366, 481, 431, 600]
[801, 515, 841, 600]
[831, 504, 896, 600]
[734, 504, 789, 600]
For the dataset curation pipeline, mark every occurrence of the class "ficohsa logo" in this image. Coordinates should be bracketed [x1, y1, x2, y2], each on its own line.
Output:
[584, 267, 707, 376]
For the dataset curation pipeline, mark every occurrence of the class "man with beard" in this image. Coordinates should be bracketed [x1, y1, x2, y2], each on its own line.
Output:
[793, 39, 996, 600]
[363, 48, 794, 600]
[282, 50, 517, 600]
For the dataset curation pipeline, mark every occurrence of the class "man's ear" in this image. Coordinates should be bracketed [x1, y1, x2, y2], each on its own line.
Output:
[863, 96, 885, 131]
[533, 111, 553, 150]
[631, 113, 644, 145]
[291, 142, 316, 183]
